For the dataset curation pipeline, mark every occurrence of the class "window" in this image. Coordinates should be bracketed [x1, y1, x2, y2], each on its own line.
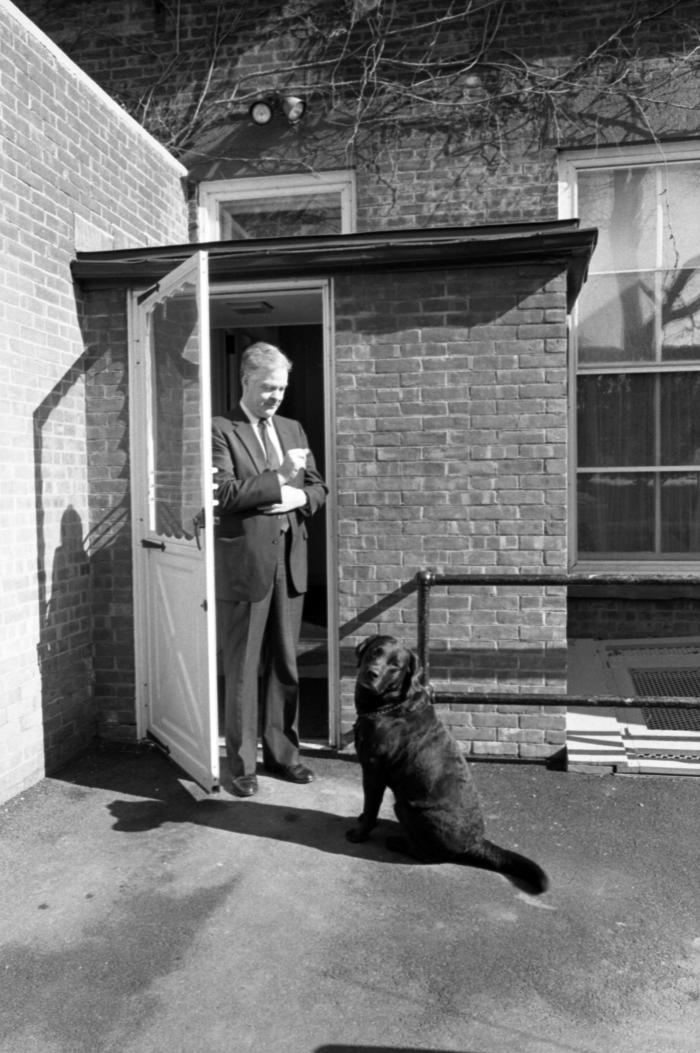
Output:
[560, 145, 700, 562]
[197, 171, 356, 242]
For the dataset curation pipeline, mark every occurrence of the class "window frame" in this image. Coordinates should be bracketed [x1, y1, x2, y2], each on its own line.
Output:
[559, 142, 700, 570]
[196, 170, 357, 242]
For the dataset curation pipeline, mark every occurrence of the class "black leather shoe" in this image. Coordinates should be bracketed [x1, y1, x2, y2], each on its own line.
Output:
[265, 763, 315, 784]
[231, 774, 258, 797]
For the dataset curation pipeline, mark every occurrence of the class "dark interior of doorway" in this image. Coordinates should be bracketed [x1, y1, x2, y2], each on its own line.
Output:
[211, 315, 329, 744]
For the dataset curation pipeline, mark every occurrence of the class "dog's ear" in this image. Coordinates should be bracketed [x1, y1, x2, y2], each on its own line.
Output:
[356, 636, 375, 663]
[404, 647, 424, 696]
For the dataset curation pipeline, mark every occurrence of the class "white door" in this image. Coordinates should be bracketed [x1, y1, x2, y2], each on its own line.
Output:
[130, 251, 219, 791]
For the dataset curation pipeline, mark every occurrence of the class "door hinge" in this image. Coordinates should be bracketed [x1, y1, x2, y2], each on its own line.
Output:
[137, 281, 160, 305]
[146, 730, 170, 756]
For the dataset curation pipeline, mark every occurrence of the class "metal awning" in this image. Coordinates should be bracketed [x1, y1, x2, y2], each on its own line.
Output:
[71, 220, 597, 309]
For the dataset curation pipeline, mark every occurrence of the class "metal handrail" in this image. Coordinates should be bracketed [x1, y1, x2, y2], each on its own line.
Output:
[416, 569, 700, 709]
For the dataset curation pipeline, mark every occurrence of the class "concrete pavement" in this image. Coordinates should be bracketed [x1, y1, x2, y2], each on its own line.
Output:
[1, 744, 699, 1053]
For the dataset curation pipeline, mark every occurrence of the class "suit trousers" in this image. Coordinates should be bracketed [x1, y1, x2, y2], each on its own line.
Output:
[217, 532, 304, 777]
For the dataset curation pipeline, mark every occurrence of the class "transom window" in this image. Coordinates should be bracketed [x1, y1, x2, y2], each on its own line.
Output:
[197, 171, 356, 242]
[560, 146, 700, 562]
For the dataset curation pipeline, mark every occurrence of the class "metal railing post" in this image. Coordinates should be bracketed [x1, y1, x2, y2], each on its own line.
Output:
[416, 569, 433, 684]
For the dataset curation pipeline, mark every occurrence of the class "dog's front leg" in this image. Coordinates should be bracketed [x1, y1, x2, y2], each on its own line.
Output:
[346, 763, 386, 843]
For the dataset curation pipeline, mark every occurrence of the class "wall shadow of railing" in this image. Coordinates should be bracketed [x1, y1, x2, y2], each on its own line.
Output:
[297, 578, 420, 681]
[337, 577, 420, 674]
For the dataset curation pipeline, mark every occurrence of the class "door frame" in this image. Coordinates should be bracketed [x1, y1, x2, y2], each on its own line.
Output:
[128, 282, 155, 741]
[208, 275, 340, 747]
[128, 272, 340, 750]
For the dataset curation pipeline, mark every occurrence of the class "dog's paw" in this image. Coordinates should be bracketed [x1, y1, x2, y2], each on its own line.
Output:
[346, 826, 369, 843]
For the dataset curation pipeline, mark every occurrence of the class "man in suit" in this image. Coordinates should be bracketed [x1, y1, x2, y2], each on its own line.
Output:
[212, 341, 328, 797]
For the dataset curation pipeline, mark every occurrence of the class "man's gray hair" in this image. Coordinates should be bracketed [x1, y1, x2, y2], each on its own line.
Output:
[240, 341, 292, 382]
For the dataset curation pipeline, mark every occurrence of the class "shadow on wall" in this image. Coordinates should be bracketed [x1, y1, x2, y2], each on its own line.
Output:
[36, 504, 94, 772]
[295, 577, 567, 684]
[34, 355, 95, 773]
[33, 316, 134, 774]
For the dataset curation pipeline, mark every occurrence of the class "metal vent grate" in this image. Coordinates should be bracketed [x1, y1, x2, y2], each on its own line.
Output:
[632, 751, 700, 761]
[609, 644, 700, 658]
[630, 668, 700, 731]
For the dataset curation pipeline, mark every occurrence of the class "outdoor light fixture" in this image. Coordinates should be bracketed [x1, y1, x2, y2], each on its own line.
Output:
[249, 99, 274, 125]
[248, 94, 307, 126]
[280, 95, 306, 124]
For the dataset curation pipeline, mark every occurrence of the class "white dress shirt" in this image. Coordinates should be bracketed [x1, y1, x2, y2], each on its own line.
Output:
[240, 401, 284, 464]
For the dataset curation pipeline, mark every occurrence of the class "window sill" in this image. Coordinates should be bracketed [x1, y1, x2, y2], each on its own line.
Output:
[569, 560, 700, 599]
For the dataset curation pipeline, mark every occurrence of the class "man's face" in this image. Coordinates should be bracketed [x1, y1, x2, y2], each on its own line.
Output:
[241, 366, 289, 419]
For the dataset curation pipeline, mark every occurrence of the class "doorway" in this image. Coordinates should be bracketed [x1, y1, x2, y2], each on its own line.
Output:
[209, 282, 334, 746]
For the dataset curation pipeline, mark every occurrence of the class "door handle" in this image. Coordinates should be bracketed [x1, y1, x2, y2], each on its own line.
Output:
[193, 510, 204, 550]
[194, 509, 219, 550]
[141, 538, 166, 551]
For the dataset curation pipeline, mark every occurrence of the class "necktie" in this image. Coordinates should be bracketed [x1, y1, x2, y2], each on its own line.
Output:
[258, 419, 289, 531]
[258, 418, 280, 469]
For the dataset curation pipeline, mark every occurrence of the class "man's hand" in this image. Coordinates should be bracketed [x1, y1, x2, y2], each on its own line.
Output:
[259, 485, 308, 515]
[277, 447, 309, 485]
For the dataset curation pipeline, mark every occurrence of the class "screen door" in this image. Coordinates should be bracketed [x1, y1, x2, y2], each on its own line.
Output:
[131, 251, 219, 790]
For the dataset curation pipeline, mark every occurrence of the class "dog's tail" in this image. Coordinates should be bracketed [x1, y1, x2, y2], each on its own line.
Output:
[459, 839, 549, 896]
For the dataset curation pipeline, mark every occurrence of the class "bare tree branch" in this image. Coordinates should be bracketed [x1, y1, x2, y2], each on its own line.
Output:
[20, 0, 700, 173]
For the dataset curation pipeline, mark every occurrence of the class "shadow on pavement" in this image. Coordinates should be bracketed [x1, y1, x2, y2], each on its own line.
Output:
[105, 794, 412, 865]
[56, 742, 411, 865]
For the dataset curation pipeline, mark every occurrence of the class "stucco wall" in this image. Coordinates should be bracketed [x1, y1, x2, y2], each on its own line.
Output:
[0, 0, 189, 804]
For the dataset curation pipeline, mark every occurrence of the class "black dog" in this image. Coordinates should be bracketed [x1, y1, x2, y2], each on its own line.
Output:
[347, 634, 549, 895]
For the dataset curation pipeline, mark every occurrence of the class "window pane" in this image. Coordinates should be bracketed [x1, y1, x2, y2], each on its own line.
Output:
[151, 288, 200, 541]
[574, 156, 700, 561]
[660, 373, 700, 464]
[661, 472, 700, 553]
[577, 374, 654, 467]
[219, 193, 342, 239]
[660, 163, 700, 270]
[577, 473, 654, 554]
[661, 268, 700, 361]
[578, 167, 658, 272]
[577, 272, 655, 364]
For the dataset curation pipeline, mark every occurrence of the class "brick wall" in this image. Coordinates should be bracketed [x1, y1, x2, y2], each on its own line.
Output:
[80, 288, 139, 742]
[568, 596, 700, 641]
[0, 1, 188, 804]
[334, 262, 569, 759]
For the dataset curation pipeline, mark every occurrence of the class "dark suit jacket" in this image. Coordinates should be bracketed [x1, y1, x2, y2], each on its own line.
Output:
[212, 409, 328, 603]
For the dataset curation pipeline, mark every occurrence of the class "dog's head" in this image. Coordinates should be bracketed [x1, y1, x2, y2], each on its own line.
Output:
[354, 634, 423, 711]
